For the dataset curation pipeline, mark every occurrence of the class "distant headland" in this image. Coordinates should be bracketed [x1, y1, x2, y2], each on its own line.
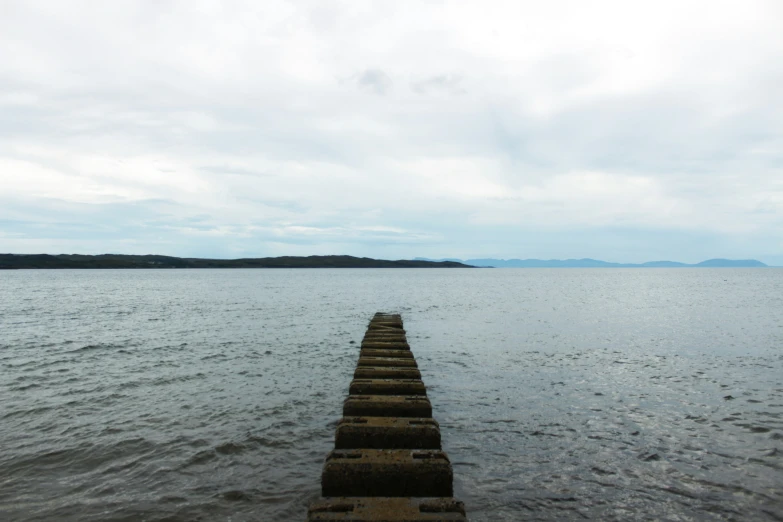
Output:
[0, 254, 472, 270]
[415, 257, 768, 268]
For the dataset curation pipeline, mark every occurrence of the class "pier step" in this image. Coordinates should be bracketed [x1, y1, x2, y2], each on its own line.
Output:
[335, 417, 441, 450]
[322, 449, 453, 497]
[359, 349, 414, 359]
[349, 379, 427, 396]
[344, 395, 432, 417]
[363, 341, 410, 347]
[354, 367, 422, 380]
[357, 357, 418, 368]
[308, 497, 466, 521]
[307, 313, 465, 520]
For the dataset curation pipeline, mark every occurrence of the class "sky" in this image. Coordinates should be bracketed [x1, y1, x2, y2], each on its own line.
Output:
[1, 1, 782, 264]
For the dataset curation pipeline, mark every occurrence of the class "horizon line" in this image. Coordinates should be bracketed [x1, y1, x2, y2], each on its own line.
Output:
[1, 252, 776, 267]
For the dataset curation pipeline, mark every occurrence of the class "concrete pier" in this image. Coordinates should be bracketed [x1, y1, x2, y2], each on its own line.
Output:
[308, 313, 466, 521]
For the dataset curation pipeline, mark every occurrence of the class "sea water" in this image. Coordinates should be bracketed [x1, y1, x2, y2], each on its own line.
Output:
[1, 268, 781, 521]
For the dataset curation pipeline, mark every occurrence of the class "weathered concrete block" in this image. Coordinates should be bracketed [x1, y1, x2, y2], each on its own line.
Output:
[321, 449, 453, 497]
[354, 367, 422, 380]
[374, 311, 401, 317]
[343, 395, 432, 417]
[357, 357, 417, 368]
[361, 346, 411, 354]
[367, 321, 403, 332]
[362, 342, 409, 349]
[359, 349, 414, 359]
[364, 333, 407, 341]
[370, 316, 403, 327]
[362, 340, 408, 347]
[363, 336, 408, 341]
[368, 324, 405, 331]
[369, 324, 403, 331]
[373, 312, 402, 320]
[367, 324, 404, 331]
[308, 497, 466, 521]
[349, 378, 426, 396]
[335, 417, 441, 449]
[361, 341, 411, 350]
[371, 314, 402, 321]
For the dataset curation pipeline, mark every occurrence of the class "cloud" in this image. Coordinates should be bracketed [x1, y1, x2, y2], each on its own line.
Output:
[357, 69, 393, 95]
[411, 74, 464, 95]
[0, 1, 781, 262]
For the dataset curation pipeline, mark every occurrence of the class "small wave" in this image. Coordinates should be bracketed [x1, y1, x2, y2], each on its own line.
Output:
[182, 449, 217, 468]
[69, 344, 106, 353]
[245, 435, 294, 449]
[63, 342, 137, 356]
[221, 490, 251, 501]
[215, 442, 246, 455]
[2, 437, 157, 478]
[2, 405, 54, 420]
[9, 382, 41, 391]
[201, 353, 228, 361]
[116, 372, 207, 390]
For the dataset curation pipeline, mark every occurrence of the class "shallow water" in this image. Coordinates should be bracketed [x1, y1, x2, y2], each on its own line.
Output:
[1, 268, 781, 521]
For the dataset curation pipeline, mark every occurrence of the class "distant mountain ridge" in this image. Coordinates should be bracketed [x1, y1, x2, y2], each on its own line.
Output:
[414, 257, 768, 268]
[0, 254, 472, 269]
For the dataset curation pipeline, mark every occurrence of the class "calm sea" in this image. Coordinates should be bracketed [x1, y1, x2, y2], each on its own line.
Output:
[1, 268, 781, 521]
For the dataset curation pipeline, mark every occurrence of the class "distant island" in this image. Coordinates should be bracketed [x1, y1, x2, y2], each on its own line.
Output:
[414, 257, 768, 268]
[0, 254, 472, 270]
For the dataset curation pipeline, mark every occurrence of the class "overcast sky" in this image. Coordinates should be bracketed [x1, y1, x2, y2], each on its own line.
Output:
[1, 1, 781, 263]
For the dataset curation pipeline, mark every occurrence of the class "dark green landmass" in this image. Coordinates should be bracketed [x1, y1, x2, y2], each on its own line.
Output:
[0, 254, 472, 270]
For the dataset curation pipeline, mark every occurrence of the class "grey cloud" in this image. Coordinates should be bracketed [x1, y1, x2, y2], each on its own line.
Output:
[200, 165, 275, 178]
[357, 69, 392, 95]
[411, 74, 465, 95]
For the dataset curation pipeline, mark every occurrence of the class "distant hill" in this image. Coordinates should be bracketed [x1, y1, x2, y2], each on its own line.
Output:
[691, 259, 768, 267]
[414, 257, 768, 268]
[0, 254, 472, 270]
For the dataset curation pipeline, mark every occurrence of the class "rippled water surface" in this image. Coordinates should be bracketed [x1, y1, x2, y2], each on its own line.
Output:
[1, 268, 782, 521]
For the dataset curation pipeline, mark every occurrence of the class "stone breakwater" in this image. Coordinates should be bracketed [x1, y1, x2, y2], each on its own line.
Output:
[307, 313, 467, 521]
